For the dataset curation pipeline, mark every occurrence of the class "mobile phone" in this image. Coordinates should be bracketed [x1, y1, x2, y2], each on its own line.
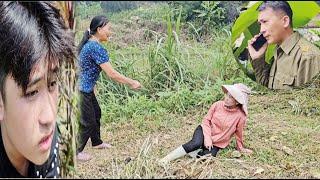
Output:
[252, 34, 267, 51]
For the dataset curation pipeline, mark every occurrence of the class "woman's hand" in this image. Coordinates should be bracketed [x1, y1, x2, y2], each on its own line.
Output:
[206, 145, 213, 151]
[240, 148, 253, 154]
[129, 80, 142, 90]
[204, 139, 213, 151]
[204, 136, 213, 151]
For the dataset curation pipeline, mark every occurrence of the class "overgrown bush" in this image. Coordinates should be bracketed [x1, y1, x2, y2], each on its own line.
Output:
[75, 2, 103, 19]
[100, 1, 139, 13]
[169, 1, 203, 22]
[169, 1, 240, 38]
[310, 29, 320, 48]
[147, 11, 197, 92]
[219, 1, 244, 23]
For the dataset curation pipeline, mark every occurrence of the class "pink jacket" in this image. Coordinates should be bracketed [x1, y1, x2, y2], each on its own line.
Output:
[201, 100, 247, 150]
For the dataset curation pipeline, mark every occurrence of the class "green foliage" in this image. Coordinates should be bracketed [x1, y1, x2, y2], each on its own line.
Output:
[231, 2, 262, 46]
[170, 1, 227, 38]
[289, 2, 320, 28]
[192, 1, 226, 34]
[310, 29, 320, 48]
[169, 1, 202, 22]
[106, 3, 170, 24]
[100, 1, 139, 13]
[146, 10, 193, 91]
[75, 2, 103, 19]
[219, 1, 244, 23]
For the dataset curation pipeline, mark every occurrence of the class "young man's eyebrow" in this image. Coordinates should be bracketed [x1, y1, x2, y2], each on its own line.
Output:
[27, 76, 44, 87]
[27, 66, 59, 87]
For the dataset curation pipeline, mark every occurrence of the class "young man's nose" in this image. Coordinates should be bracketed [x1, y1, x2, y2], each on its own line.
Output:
[39, 91, 56, 126]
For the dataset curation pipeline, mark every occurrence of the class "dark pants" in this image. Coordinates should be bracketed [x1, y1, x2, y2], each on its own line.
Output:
[77, 91, 103, 154]
[182, 125, 220, 157]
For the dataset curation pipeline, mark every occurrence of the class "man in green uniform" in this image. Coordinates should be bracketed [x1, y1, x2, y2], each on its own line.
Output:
[248, 1, 320, 90]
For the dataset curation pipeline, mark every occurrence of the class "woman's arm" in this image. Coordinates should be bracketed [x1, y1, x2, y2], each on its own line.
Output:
[100, 62, 141, 89]
[201, 104, 216, 149]
[235, 117, 253, 154]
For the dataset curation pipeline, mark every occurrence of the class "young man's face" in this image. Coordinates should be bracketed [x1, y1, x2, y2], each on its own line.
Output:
[0, 60, 58, 165]
[258, 7, 290, 45]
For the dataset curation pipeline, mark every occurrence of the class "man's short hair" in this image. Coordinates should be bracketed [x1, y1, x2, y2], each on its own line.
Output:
[258, 1, 293, 27]
[0, 2, 75, 102]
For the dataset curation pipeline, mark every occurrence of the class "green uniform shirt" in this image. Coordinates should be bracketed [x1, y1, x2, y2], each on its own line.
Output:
[251, 32, 320, 90]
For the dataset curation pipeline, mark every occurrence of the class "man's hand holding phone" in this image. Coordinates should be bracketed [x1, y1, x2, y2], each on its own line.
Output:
[248, 33, 268, 60]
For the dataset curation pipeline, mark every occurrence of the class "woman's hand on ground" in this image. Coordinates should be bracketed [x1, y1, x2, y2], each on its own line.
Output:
[206, 145, 213, 151]
[240, 148, 253, 154]
[129, 80, 142, 90]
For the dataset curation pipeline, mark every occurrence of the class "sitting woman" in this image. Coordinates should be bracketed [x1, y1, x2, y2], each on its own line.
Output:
[159, 83, 253, 165]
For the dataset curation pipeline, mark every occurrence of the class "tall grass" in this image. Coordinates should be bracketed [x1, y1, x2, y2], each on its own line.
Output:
[147, 9, 192, 91]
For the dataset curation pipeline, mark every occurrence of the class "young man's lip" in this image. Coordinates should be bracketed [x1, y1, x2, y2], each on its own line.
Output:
[39, 130, 54, 152]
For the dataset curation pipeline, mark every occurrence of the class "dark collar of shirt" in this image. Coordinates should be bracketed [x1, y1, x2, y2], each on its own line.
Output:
[278, 31, 301, 55]
[0, 128, 36, 178]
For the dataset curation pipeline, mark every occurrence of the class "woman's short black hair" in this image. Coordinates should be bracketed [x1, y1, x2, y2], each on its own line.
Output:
[0, 1, 75, 100]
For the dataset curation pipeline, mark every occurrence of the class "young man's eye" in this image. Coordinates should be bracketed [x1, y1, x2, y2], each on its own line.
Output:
[48, 80, 57, 92]
[25, 90, 39, 98]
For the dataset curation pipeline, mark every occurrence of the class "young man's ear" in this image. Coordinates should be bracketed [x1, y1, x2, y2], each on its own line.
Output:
[0, 94, 4, 121]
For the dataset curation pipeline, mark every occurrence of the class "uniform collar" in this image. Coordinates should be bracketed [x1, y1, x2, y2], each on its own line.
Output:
[279, 32, 301, 55]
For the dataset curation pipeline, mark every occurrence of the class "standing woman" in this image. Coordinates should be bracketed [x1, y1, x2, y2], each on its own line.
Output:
[76, 15, 141, 161]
